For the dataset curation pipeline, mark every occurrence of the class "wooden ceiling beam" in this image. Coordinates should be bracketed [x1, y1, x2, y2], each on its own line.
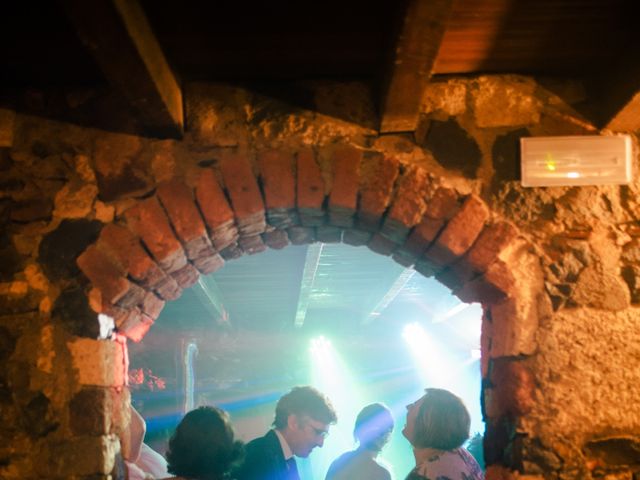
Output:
[600, 61, 640, 132]
[379, 0, 454, 133]
[62, 0, 183, 138]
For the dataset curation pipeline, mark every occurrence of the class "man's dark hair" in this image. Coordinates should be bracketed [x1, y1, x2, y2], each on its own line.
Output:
[166, 406, 244, 480]
[412, 388, 470, 450]
[354, 403, 394, 451]
[273, 386, 337, 429]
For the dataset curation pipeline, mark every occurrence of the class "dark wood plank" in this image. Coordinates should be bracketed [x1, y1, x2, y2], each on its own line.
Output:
[380, 0, 454, 133]
[62, 0, 183, 138]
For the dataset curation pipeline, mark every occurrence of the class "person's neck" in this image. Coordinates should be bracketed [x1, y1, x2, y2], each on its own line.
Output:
[357, 445, 380, 458]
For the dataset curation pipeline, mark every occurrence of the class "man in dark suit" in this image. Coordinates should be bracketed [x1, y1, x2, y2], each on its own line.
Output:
[234, 385, 337, 480]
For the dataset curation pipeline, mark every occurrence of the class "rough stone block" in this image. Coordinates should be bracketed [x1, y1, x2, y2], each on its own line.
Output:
[258, 149, 297, 228]
[0, 108, 16, 147]
[94, 132, 153, 202]
[403, 217, 446, 259]
[473, 75, 541, 128]
[426, 194, 489, 267]
[69, 387, 112, 436]
[157, 179, 216, 260]
[97, 224, 166, 289]
[490, 358, 536, 417]
[358, 154, 399, 231]
[219, 154, 266, 235]
[425, 187, 461, 220]
[195, 168, 238, 249]
[152, 274, 182, 301]
[68, 338, 126, 387]
[46, 434, 119, 476]
[124, 196, 187, 274]
[263, 229, 289, 250]
[329, 145, 361, 227]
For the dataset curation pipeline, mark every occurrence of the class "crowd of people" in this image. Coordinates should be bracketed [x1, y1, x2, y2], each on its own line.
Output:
[124, 386, 484, 480]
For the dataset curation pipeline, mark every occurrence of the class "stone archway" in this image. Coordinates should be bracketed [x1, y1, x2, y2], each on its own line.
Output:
[75, 144, 545, 477]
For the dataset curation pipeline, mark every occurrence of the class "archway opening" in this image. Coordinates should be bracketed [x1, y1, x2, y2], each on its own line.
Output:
[127, 242, 484, 479]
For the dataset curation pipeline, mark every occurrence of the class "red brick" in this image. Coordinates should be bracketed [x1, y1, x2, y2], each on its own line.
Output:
[77, 245, 133, 305]
[263, 229, 289, 250]
[116, 308, 153, 342]
[258, 149, 295, 210]
[296, 148, 325, 210]
[316, 226, 341, 243]
[219, 154, 265, 234]
[171, 262, 200, 289]
[238, 234, 267, 255]
[153, 274, 182, 301]
[425, 187, 461, 219]
[193, 253, 225, 275]
[96, 224, 166, 288]
[490, 358, 535, 417]
[367, 233, 397, 256]
[455, 262, 510, 304]
[404, 217, 445, 257]
[358, 154, 399, 230]
[343, 229, 371, 246]
[425, 194, 489, 267]
[195, 168, 236, 231]
[329, 145, 361, 226]
[124, 196, 187, 274]
[385, 165, 432, 229]
[157, 179, 216, 260]
[466, 221, 519, 273]
[140, 291, 165, 320]
[288, 226, 316, 244]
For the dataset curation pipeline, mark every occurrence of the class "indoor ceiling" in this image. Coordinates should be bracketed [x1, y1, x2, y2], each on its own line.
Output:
[2, 0, 640, 135]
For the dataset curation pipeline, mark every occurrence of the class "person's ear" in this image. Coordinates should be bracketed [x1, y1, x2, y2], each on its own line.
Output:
[287, 414, 299, 431]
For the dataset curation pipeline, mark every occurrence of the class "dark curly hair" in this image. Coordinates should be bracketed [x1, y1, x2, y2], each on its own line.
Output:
[166, 406, 244, 480]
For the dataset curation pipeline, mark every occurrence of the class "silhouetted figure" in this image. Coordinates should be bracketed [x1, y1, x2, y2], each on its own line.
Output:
[403, 388, 483, 480]
[234, 385, 337, 480]
[160, 406, 244, 480]
[325, 403, 394, 480]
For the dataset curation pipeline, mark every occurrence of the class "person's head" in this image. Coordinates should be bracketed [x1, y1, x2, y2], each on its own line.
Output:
[353, 403, 394, 452]
[402, 388, 470, 450]
[273, 385, 337, 458]
[166, 406, 244, 480]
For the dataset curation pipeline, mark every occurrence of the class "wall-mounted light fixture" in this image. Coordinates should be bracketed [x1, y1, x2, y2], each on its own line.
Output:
[520, 135, 633, 187]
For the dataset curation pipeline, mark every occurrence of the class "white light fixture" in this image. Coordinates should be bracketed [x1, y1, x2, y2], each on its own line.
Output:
[520, 135, 633, 187]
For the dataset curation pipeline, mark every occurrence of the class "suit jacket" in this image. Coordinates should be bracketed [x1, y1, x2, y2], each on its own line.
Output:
[234, 429, 298, 480]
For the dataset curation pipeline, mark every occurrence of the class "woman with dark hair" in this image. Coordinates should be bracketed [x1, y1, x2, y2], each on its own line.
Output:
[325, 403, 394, 480]
[403, 388, 483, 480]
[160, 406, 244, 480]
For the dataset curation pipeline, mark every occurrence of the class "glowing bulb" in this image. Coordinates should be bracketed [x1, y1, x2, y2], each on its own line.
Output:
[545, 153, 556, 171]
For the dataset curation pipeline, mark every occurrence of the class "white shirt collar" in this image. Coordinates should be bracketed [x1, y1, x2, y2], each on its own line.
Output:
[274, 429, 294, 460]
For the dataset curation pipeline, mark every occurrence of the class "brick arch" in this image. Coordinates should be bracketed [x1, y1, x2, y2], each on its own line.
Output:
[77, 143, 542, 472]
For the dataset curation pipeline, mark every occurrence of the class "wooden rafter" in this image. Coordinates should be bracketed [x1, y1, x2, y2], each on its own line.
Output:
[380, 0, 454, 133]
[601, 61, 640, 132]
[294, 243, 324, 328]
[62, 0, 183, 138]
[362, 268, 416, 325]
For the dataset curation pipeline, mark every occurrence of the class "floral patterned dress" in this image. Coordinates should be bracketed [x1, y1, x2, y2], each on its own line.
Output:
[405, 447, 484, 480]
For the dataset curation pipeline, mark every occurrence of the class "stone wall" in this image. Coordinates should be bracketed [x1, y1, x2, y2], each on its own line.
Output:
[0, 76, 639, 479]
